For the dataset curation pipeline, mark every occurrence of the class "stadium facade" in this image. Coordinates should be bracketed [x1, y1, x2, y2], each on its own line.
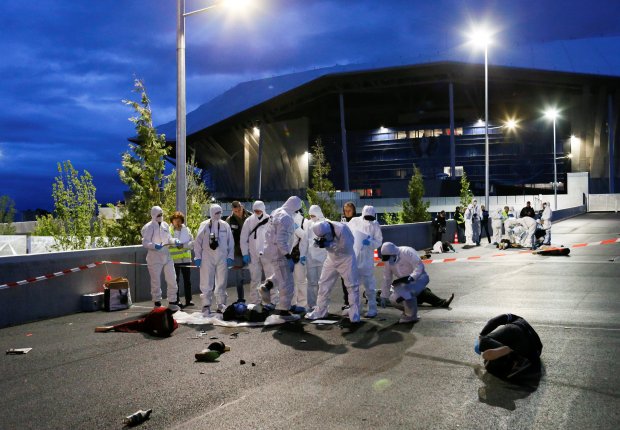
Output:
[157, 61, 619, 201]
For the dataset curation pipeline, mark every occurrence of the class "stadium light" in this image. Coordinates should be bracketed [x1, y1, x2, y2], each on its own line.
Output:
[468, 26, 494, 209]
[544, 108, 560, 210]
[176, 0, 254, 214]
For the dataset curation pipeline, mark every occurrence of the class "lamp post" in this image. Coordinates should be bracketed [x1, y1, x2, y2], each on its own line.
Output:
[176, 0, 246, 214]
[544, 108, 559, 210]
[469, 28, 492, 209]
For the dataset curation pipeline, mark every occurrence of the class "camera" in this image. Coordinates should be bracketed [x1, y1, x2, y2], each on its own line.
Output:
[209, 232, 219, 250]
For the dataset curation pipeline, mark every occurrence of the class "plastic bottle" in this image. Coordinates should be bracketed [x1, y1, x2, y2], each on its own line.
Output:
[123, 409, 152, 426]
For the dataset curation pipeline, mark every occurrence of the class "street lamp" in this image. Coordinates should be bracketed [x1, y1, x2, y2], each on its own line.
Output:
[469, 27, 493, 209]
[176, 0, 250, 215]
[544, 108, 559, 210]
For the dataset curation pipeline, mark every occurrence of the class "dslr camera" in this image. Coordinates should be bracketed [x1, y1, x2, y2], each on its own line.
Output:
[313, 237, 328, 248]
[209, 232, 219, 250]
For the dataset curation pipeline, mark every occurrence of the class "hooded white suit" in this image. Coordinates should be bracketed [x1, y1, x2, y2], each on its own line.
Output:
[305, 220, 361, 323]
[259, 196, 302, 311]
[348, 205, 383, 317]
[541, 202, 552, 245]
[194, 204, 234, 313]
[306, 205, 327, 308]
[464, 199, 482, 245]
[517, 216, 537, 248]
[380, 242, 429, 322]
[141, 206, 179, 304]
[491, 208, 504, 244]
[240, 200, 275, 304]
[292, 212, 309, 308]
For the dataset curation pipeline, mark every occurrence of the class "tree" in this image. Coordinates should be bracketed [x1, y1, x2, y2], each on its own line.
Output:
[107, 79, 169, 246]
[459, 171, 474, 208]
[0, 195, 17, 234]
[306, 137, 339, 220]
[161, 156, 210, 234]
[401, 165, 430, 223]
[33, 160, 102, 250]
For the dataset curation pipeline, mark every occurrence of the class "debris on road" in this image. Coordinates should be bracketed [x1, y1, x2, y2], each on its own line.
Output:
[123, 409, 152, 426]
[6, 348, 32, 355]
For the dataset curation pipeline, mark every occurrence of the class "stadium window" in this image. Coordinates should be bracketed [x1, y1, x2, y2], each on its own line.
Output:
[396, 131, 407, 139]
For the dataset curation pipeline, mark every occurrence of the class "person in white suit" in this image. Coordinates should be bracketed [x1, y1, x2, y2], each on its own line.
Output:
[305, 205, 327, 310]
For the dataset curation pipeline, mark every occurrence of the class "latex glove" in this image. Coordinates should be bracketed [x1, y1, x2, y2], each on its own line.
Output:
[175, 239, 183, 249]
[242, 255, 250, 265]
[194, 258, 202, 268]
[474, 337, 481, 355]
[362, 237, 371, 246]
[227, 258, 234, 268]
[300, 256, 306, 265]
[294, 223, 300, 230]
[380, 297, 389, 308]
[154, 243, 164, 250]
[287, 258, 295, 272]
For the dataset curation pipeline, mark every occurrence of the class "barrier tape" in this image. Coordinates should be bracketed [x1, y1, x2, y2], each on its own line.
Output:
[2, 237, 618, 289]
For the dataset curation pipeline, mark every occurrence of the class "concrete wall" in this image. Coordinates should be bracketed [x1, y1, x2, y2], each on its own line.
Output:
[589, 194, 620, 212]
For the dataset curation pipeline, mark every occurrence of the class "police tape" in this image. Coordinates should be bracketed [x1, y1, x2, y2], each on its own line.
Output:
[3, 237, 618, 289]
[373, 237, 620, 265]
[0, 262, 104, 290]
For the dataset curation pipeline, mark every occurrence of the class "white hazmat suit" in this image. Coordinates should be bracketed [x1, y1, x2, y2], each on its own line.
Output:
[305, 221, 361, 323]
[141, 206, 180, 308]
[305, 205, 327, 309]
[194, 204, 234, 315]
[464, 199, 482, 246]
[291, 212, 309, 310]
[258, 196, 302, 313]
[491, 208, 504, 245]
[348, 205, 383, 318]
[240, 200, 275, 305]
[380, 242, 429, 323]
[541, 202, 552, 245]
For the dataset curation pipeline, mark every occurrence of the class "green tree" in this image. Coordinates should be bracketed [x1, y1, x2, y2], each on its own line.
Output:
[459, 171, 474, 208]
[382, 210, 404, 226]
[0, 195, 17, 234]
[107, 79, 169, 246]
[33, 160, 101, 250]
[306, 137, 339, 220]
[161, 156, 211, 234]
[401, 165, 430, 223]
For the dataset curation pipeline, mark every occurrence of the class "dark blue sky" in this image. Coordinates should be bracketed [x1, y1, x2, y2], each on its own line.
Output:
[1, 0, 619, 211]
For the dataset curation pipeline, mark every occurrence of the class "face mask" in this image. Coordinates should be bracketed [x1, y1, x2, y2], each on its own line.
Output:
[363, 215, 375, 221]
[212, 212, 222, 221]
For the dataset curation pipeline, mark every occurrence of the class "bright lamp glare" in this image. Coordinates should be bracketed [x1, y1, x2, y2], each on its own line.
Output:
[469, 27, 492, 48]
[223, 0, 252, 10]
[544, 108, 559, 120]
[504, 118, 518, 130]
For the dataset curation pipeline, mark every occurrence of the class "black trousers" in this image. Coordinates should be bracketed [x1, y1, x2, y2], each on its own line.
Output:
[456, 224, 465, 243]
[480, 220, 491, 243]
[174, 263, 192, 303]
[417, 287, 447, 306]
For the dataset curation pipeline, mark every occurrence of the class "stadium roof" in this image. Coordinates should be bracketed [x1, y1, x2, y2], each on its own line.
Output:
[157, 36, 620, 139]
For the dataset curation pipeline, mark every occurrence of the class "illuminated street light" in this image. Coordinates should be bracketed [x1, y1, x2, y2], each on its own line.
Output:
[544, 108, 560, 210]
[504, 118, 518, 130]
[176, 0, 252, 214]
[468, 26, 493, 209]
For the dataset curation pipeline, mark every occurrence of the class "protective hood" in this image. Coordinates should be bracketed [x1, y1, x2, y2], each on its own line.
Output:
[150, 206, 163, 223]
[312, 221, 332, 237]
[380, 242, 399, 256]
[209, 204, 223, 221]
[361, 205, 376, 219]
[252, 200, 266, 213]
[309, 205, 325, 220]
[282, 195, 302, 215]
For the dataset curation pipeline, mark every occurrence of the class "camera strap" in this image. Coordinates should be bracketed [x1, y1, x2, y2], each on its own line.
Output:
[208, 219, 220, 237]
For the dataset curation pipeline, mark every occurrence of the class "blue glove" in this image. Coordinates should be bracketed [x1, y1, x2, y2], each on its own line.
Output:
[362, 238, 371, 246]
[227, 258, 234, 268]
[294, 223, 300, 230]
[242, 255, 250, 265]
[175, 239, 183, 249]
[154, 243, 163, 250]
[380, 297, 389, 308]
[194, 258, 202, 268]
[300, 256, 306, 265]
[474, 338, 481, 355]
[287, 258, 295, 272]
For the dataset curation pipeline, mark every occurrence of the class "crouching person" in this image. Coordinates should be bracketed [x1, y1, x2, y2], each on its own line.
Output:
[474, 313, 543, 380]
[379, 242, 429, 323]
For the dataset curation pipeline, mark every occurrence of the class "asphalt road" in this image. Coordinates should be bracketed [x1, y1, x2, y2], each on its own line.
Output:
[1, 212, 619, 430]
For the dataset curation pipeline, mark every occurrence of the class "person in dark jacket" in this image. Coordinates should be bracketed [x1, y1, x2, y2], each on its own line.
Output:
[479, 205, 491, 244]
[519, 201, 536, 218]
[474, 313, 543, 380]
[432, 210, 447, 244]
[226, 201, 252, 301]
[454, 206, 465, 243]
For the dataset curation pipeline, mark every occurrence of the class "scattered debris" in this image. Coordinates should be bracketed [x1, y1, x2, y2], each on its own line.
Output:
[299, 339, 307, 343]
[6, 348, 32, 355]
[207, 341, 230, 353]
[209, 336, 219, 339]
[123, 409, 152, 426]
[309, 319, 338, 325]
[240, 359, 246, 365]
[251, 362, 256, 366]
[229, 332, 239, 339]
[195, 350, 220, 362]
